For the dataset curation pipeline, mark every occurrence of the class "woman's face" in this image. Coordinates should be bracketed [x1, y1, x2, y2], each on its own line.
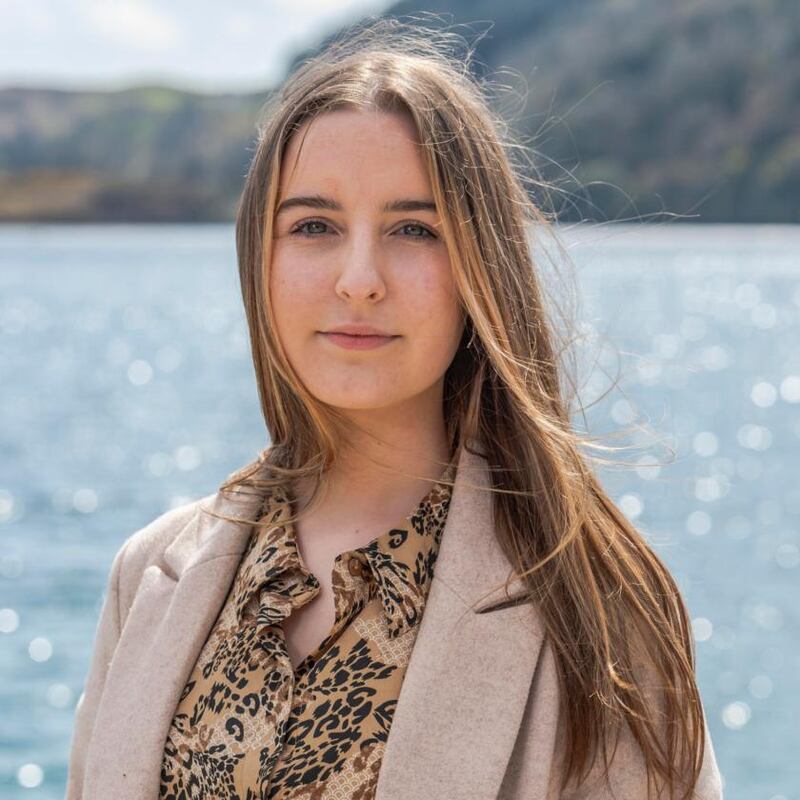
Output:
[269, 108, 465, 418]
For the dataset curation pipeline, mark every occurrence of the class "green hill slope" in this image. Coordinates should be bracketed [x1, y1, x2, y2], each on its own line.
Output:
[1, 0, 797, 222]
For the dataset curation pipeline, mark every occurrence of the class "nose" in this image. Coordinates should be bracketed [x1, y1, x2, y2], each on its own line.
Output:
[334, 232, 387, 302]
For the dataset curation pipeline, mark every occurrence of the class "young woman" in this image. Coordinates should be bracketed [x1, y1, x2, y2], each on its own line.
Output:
[66, 18, 723, 800]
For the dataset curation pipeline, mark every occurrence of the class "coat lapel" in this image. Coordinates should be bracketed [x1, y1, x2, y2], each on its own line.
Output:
[375, 444, 545, 800]
[85, 442, 544, 800]
[83, 489, 262, 799]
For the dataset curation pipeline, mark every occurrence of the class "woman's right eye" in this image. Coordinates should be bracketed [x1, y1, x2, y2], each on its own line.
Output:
[291, 219, 330, 237]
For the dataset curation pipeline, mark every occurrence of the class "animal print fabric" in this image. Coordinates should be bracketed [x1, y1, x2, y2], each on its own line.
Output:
[159, 460, 456, 800]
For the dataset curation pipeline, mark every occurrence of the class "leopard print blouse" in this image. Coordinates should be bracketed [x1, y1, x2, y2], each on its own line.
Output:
[158, 460, 456, 799]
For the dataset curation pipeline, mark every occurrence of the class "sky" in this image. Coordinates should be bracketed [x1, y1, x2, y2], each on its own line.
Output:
[1, 0, 393, 94]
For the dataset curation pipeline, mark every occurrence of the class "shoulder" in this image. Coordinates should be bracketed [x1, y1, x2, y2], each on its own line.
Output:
[111, 493, 217, 612]
[121, 494, 212, 565]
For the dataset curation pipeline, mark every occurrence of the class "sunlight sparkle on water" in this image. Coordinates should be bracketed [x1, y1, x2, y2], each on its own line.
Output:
[722, 701, 751, 730]
[17, 763, 44, 788]
[0, 607, 20, 633]
[29, 637, 53, 662]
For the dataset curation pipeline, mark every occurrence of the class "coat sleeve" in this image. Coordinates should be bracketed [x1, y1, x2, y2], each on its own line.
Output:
[65, 535, 132, 800]
[559, 637, 725, 800]
[561, 701, 724, 799]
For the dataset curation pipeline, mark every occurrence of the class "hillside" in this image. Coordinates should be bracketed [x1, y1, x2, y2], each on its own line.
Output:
[1, 0, 797, 223]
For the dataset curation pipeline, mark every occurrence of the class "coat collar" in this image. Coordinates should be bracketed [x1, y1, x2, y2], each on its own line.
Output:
[162, 440, 528, 612]
[83, 440, 545, 800]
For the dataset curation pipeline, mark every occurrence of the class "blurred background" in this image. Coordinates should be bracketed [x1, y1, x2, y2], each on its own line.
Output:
[1, 1, 798, 798]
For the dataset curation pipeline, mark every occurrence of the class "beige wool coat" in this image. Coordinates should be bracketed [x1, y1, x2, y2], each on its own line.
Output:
[65, 444, 724, 799]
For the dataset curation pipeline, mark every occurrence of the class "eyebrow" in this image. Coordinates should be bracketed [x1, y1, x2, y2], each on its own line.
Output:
[275, 194, 437, 216]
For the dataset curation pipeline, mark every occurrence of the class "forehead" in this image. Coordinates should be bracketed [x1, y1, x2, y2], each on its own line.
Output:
[279, 108, 431, 193]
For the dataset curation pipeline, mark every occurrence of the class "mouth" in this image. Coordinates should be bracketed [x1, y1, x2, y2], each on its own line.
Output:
[318, 331, 400, 351]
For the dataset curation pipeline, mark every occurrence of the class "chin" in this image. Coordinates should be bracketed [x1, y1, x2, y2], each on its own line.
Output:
[312, 391, 401, 411]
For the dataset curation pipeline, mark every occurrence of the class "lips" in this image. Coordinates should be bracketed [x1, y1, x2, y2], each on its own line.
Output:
[319, 331, 399, 351]
[324, 325, 395, 337]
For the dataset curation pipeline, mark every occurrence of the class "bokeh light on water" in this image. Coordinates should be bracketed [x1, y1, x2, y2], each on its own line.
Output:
[1, 222, 798, 798]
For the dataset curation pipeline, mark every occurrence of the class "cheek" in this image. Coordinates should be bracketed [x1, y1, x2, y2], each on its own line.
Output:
[404, 269, 462, 337]
[271, 250, 308, 294]
[269, 256, 319, 333]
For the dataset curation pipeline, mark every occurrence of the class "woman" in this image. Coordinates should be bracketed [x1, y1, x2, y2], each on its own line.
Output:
[66, 18, 723, 800]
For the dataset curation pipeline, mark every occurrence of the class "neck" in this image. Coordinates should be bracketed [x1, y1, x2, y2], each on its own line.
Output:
[293, 390, 455, 526]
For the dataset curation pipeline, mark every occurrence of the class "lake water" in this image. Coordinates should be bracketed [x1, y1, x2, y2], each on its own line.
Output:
[0, 222, 798, 798]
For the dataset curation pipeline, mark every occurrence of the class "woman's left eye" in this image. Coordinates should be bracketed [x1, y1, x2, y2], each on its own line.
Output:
[397, 222, 436, 239]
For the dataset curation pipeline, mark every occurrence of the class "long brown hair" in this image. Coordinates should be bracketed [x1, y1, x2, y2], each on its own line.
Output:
[212, 15, 706, 800]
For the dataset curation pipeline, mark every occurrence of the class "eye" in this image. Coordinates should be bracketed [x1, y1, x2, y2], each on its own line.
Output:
[290, 219, 331, 237]
[396, 222, 437, 239]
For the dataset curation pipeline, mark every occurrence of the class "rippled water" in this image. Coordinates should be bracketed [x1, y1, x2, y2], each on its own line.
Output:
[1, 222, 797, 799]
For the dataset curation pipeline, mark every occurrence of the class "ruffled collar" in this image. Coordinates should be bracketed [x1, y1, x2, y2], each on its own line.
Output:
[231, 460, 457, 639]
